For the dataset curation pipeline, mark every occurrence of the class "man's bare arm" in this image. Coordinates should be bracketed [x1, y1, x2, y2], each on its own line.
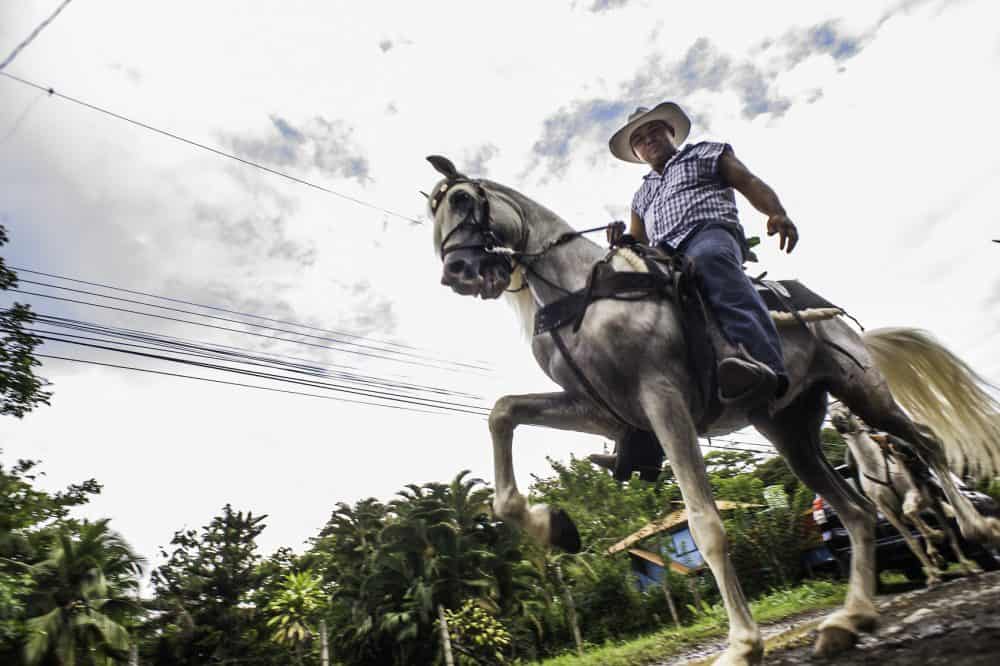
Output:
[718, 147, 798, 253]
[629, 210, 649, 245]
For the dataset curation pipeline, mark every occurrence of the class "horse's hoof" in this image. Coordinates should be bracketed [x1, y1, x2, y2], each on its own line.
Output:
[813, 626, 857, 658]
[550, 507, 582, 553]
[711, 641, 764, 665]
[962, 562, 983, 576]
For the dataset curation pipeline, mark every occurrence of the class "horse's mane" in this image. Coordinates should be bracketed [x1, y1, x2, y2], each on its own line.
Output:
[503, 267, 535, 340]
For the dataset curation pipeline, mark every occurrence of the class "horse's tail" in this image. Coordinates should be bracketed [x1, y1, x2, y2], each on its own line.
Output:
[862, 327, 1000, 478]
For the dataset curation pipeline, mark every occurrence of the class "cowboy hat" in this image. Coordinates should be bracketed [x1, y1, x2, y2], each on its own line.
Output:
[609, 102, 691, 163]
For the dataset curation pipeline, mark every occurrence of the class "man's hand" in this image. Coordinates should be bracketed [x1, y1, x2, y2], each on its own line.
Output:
[766, 214, 798, 253]
[606, 220, 626, 247]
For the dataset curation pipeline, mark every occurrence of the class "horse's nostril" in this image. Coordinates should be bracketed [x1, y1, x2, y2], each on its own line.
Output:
[446, 259, 466, 275]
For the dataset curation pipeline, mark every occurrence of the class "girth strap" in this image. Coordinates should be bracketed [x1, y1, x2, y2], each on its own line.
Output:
[549, 328, 630, 426]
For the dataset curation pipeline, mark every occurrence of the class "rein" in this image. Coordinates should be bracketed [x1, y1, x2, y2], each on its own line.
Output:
[434, 176, 614, 295]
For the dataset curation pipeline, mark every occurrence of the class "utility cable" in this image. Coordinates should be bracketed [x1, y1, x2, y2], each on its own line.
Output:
[32, 332, 489, 415]
[0, 70, 423, 224]
[34, 354, 463, 417]
[0, 88, 48, 145]
[9, 288, 488, 375]
[26, 320, 483, 400]
[10, 265, 479, 362]
[0, 0, 74, 71]
[16, 277, 489, 371]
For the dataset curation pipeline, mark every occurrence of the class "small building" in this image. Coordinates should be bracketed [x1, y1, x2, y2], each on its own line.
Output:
[608, 501, 759, 592]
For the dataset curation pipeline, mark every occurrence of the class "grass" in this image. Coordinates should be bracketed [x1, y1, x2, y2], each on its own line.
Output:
[536, 579, 846, 666]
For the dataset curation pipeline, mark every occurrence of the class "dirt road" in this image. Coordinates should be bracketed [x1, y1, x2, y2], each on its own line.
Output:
[668, 571, 1000, 665]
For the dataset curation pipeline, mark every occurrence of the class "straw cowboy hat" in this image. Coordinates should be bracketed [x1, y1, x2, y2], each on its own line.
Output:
[609, 102, 691, 163]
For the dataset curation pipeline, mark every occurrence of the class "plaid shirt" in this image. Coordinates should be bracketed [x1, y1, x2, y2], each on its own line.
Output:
[631, 141, 741, 249]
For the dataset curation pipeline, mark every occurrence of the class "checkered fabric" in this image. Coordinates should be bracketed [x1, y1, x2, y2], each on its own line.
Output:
[631, 141, 741, 249]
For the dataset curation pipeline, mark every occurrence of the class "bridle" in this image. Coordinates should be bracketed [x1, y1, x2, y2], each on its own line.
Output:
[432, 177, 613, 295]
[434, 178, 523, 263]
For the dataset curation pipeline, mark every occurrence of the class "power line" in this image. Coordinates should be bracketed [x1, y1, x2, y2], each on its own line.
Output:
[26, 314, 484, 400]
[31, 333, 489, 416]
[9, 288, 489, 375]
[0, 0, 74, 71]
[0, 71, 423, 225]
[14, 277, 490, 371]
[0, 88, 48, 145]
[10, 265, 475, 362]
[34, 354, 468, 418]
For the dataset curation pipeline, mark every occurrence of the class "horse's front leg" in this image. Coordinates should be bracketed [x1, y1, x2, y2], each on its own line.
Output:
[640, 385, 762, 666]
[488, 391, 620, 551]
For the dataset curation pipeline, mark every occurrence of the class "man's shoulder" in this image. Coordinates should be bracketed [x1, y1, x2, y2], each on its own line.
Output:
[685, 140, 731, 157]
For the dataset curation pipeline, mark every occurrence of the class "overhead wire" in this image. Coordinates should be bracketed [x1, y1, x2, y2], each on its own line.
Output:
[9, 287, 491, 375]
[0, 88, 48, 145]
[30, 332, 490, 416]
[14, 277, 490, 371]
[33, 354, 458, 417]
[26, 314, 484, 400]
[0, 0, 74, 71]
[0, 71, 423, 225]
[10, 265, 473, 361]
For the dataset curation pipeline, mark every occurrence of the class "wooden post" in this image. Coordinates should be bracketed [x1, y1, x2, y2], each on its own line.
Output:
[319, 618, 329, 666]
[129, 644, 138, 666]
[688, 576, 703, 614]
[437, 604, 455, 666]
[659, 537, 681, 629]
[555, 562, 584, 656]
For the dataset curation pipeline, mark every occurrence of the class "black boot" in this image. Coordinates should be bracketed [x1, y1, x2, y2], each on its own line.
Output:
[718, 355, 779, 408]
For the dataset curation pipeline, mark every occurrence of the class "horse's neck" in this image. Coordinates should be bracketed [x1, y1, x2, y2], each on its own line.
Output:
[511, 196, 606, 304]
[496, 186, 606, 338]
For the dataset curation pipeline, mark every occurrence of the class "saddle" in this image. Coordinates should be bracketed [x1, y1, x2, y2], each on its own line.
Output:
[534, 243, 847, 482]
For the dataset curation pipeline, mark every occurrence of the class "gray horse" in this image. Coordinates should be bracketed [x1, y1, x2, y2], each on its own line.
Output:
[830, 404, 984, 585]
[426, 156, 1000, 665]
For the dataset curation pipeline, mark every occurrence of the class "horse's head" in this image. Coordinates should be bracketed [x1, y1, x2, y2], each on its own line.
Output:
[426, 155, 523, 300]
[829, 404, 861, 435]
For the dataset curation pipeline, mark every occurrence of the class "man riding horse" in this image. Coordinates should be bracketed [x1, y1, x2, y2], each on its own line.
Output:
[609, 102, 799, 408]
[427, 101, 1000, 663]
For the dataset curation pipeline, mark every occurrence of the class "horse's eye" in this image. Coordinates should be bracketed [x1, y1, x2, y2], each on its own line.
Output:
[450, 190, 472, 209]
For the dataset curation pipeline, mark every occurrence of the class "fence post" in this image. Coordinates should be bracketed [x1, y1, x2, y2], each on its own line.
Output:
[659, 536, 681, 629]
[438, 604, 455, 666]
[319, 618, 329, 666]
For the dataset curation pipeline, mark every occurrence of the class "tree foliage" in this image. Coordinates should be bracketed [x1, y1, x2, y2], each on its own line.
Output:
[3, 428, 880, 664]
[146, 505, 280, 665]
[23, 520, 144, 666]
[0, 226, 51, 418]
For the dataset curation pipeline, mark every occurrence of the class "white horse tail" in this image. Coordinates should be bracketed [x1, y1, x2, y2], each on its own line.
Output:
[862, 327, 1000, 478]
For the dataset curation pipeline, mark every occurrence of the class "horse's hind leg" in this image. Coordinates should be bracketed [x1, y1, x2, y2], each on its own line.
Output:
[640, 385, 762, 666]
[928, 501, 983, 574]
[900, 491, 947, 567]
[752, 385, 878, 658]
[882, 501, 944, 585]
[834, 377, 1000, 545]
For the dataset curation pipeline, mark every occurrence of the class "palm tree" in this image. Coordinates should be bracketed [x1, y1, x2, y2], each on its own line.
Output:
[23, 519, 144, 665]
[266, 570, 326, 665]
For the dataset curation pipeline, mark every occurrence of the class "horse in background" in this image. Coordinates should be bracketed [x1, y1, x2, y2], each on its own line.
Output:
[830, 404, 985, 585]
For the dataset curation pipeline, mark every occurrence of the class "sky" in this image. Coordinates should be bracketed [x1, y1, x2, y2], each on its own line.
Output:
[1, 0, 999, 579]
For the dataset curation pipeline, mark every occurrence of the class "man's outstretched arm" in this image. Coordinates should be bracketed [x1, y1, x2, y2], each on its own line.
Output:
[718, 146, 799, 253]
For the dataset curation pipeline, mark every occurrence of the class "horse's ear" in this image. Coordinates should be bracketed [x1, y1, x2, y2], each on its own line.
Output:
[427, 155, 465, 180]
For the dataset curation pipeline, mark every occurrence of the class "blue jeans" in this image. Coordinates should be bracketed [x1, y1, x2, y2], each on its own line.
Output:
[672, 225, 787, 378]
